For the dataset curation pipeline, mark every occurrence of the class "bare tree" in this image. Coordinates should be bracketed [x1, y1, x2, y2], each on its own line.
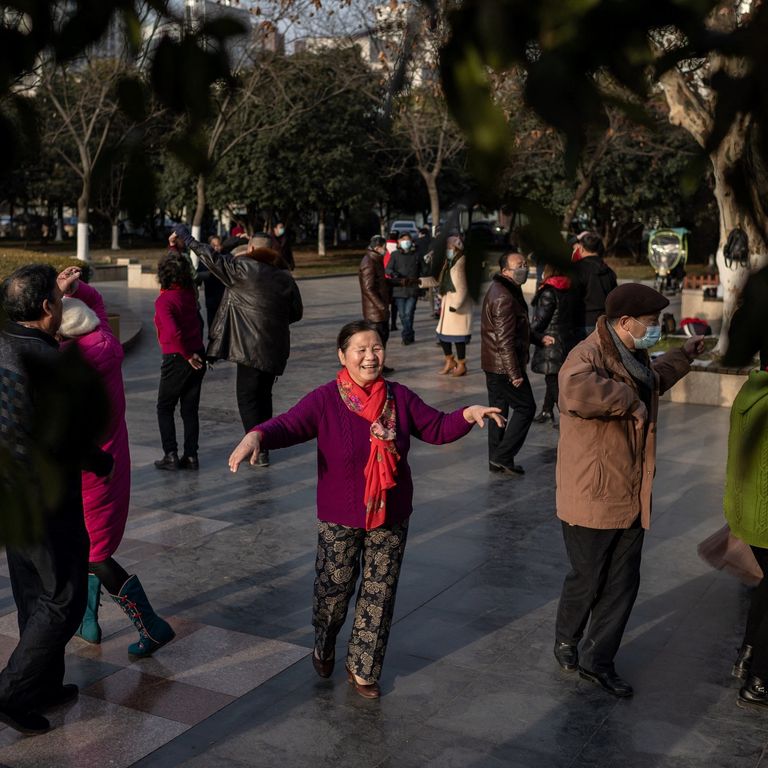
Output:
[656, 3, 768, 351]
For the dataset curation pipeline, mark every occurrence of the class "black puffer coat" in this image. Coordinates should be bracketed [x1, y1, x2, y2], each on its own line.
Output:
[187, 239, 303, 374]
[530, 278, 576, 374]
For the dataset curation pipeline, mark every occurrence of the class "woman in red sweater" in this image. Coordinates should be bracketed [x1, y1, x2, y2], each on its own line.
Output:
[154, 253, 206, 470]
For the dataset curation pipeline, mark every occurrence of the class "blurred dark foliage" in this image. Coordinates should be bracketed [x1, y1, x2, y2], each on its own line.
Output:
[0, 1, 245, 186]
[438, 0, 768, 273]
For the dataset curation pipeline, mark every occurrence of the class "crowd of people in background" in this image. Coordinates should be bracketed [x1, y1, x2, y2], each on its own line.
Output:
[9, 218, 768, 740]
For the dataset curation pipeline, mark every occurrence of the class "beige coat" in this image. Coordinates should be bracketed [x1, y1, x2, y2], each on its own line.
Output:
[556, 317, 690, 530]
[436, 256, 473, 339]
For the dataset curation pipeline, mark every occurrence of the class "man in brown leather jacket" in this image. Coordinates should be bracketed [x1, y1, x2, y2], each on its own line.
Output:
[359, 235, 394, 374]
[553, 283, 703, 698]
[481, 251, 553, 476]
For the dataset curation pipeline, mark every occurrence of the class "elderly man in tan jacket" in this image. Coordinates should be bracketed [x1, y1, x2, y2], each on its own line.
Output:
[553, 283, 704, 698]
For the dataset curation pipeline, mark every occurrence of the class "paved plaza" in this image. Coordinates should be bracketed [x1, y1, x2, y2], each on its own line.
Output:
[0, 275, 763, 767]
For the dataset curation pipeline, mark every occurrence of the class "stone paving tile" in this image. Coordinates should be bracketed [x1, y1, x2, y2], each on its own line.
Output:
[85, 668, 236, 725]
[1, 280, 765, 767]
[0, 696, 188, 768]
[126, 625, 308, 696]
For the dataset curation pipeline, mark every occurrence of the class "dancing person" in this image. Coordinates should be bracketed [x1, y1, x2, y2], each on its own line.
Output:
[481, 251, 554, 476]
[0, 265, 113, 735]
[227, 320, 503, 698]
[153, 251, 206, 470]
[173, 225, 303, 468]
[554, 284, 703, 697]
[59, 282, 174, 659]
[530, 263, 576, 426]
[436, 235, 473, 377]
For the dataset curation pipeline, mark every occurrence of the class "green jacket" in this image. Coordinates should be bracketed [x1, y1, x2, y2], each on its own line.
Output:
[725, 371, 768, 548]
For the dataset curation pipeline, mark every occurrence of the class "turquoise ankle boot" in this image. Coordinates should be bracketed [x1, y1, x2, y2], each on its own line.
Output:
[111, 575, 175, 658]
[76, 573, 102, 644]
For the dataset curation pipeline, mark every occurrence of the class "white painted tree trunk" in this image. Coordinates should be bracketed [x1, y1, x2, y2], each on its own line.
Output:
[54, 218, 64, 242]
[111, 223, 120, 250]
[189, 225, 202, 268]
[318, 211, 326, 257]
[76, 222, 90, 262]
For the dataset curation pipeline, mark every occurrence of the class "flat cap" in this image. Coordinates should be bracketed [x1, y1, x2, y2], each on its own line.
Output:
[605, 283, 669, 318]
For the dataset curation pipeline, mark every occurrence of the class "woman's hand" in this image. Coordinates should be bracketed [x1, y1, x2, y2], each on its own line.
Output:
[57, 266, 81, 295]
[463, 405, 505, 428]
[187, 352, 204, 370]
[228, 431, 262, 472]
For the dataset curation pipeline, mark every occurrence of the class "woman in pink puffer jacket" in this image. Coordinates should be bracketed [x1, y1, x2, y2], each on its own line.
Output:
[60, 279, 174, 659]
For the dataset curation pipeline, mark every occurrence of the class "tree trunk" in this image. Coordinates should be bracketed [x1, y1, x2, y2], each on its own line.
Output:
[422, 170, 440, 234]
[709, 129, 768, 354]
[76, 187, 90, 262]
[190, 174, 205, 267]
[318, 209, 326, 257]
[55, 201, 64, 241]
[111, 221, 120, 250]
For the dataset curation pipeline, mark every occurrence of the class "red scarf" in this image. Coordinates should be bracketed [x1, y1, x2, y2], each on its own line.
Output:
[336, 367, 399, 529]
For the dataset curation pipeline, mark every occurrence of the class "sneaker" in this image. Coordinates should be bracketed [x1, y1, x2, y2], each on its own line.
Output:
[489, 461, 525, 476]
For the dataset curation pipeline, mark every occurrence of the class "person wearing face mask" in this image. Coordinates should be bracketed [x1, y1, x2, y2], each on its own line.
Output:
[481, 251, 554, 476]
[553, 283, 704, 698]
[436, 235, 473, 376]
[270, 221, 295, 271]
[385, 232, 428, 345]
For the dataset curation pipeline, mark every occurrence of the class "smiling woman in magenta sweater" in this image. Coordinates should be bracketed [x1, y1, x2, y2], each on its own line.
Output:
[229, 320, 503, 699]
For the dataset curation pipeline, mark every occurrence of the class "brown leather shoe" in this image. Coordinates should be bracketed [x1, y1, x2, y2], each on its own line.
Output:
[312, 651, 334, 679]
[346, 668, 381, 699]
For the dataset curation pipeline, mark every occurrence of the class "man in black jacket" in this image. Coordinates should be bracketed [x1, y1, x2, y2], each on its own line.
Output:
[0, 264, 113, 735]
[572, 232, 617, 340]
[174, 225, 303, 467]
[385, 232, 427, 345]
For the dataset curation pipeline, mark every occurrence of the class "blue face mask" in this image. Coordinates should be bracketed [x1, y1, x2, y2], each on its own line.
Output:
[399, 240, 411, 251]
[629, 320, 662, 349]
[446, 249, 455, 259]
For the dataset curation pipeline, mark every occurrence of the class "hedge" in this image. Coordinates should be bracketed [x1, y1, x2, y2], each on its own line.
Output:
[0, 248, 89, 281]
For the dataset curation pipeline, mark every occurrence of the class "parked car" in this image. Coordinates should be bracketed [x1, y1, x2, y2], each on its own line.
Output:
[389, 220, 420, 238]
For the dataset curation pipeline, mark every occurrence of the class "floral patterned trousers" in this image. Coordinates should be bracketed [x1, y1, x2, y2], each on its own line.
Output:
[313, 520, 409, 683]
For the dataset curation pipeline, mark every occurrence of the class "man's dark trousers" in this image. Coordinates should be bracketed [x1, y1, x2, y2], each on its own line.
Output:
[236, 364, 276, 432]
[485, 371, 536, 467]
[0, 499, 88, 710]
[555, 518, 644, 672]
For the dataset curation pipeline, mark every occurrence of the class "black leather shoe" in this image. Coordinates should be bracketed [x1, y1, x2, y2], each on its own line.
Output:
[489, 461, 525, 476]
[738, 675, 768, 708]
[0, 704, 50, 735]
[578, 667, 633, 697]
[256, 450, 270, 467]
[554, 642, 579, 672]
[39, 683, 79, 710]
[312, 651, 334, 679]
[179, 455, 199, 470]
[733, 644, 753, 680]
[154, 452, 179, 471]
[533, 410, 554, 424]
